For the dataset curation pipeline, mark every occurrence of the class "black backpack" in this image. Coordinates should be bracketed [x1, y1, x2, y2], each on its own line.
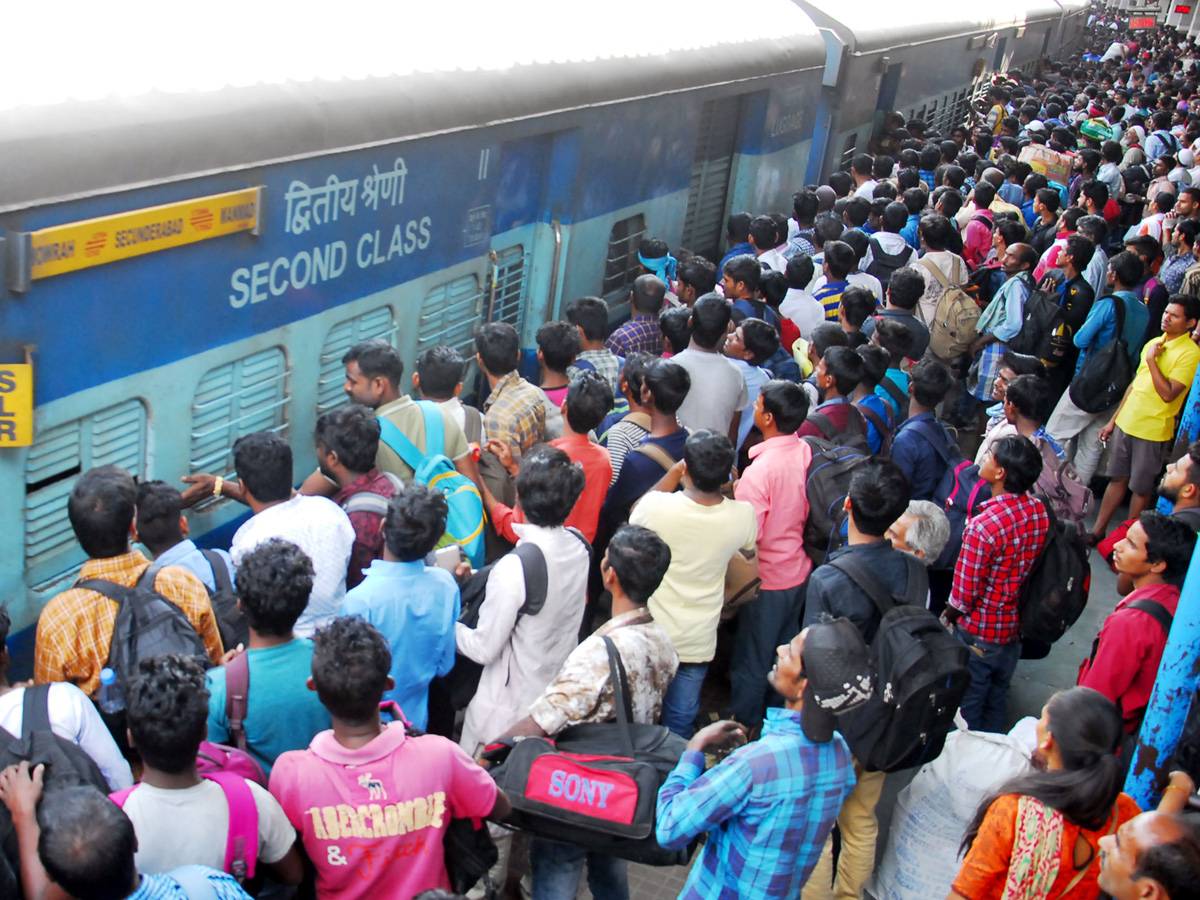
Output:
[800, 437, 869, 565]
[78, 565, 212, 689]
[825, 554, 970, 773]
[865, 237, 914, 290]
[1069, 295, 1135, 414]
[0, 685, 111, 897]
[1006, 283, 1065, 362]
[806, 404, 871, 454]
[1017, 499, 1091, 645]
[199, 550, 249, 651]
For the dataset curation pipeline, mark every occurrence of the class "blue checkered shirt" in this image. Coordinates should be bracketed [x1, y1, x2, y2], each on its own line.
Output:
[606, 314, 663, 357]
[128, 868, 252, 900]
[656, 708, 855, 900]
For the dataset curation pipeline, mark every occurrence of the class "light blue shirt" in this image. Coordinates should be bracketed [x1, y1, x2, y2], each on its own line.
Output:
[1073, 290, 1150, 373]
[732, 359, 771, 449]
[1083, 245, 1109, 300]
[341, 559, 460, 730]
[153, 540, 234, 594]
[206, 639, 330, 776]
[990, 275, 1032, 343]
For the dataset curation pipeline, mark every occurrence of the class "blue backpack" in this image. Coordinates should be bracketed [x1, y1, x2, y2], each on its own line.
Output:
[377, 401, 486, 567]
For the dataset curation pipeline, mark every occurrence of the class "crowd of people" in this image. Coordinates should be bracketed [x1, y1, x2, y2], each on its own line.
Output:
[5, 9, 1200, 900]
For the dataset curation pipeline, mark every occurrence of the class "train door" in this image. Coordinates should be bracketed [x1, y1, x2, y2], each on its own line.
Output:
[680, 95, 742, 261]
[873, 64, 903, 144]
[994, 37, 1009, 72]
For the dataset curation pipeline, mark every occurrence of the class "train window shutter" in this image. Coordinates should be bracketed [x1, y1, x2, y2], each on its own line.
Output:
[681, 96, 741, 261]
[316, 307, 397, 416]
[24, 399, 147, 586]
[189, 348, 290, 511]
[602, 214, 648, 300]
[490, 246, 529, 333]
[418, 274, 483, 361]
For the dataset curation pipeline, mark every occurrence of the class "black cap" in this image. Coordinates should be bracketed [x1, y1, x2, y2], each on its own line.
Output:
[800, 618, 874, 743]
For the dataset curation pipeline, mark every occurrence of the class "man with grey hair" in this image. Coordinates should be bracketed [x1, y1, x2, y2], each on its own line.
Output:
[887, 500, 951, 566]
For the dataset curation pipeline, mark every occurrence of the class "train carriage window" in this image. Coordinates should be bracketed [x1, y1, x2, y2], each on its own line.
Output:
[417, 274, 484, 362]
[602, 214, 647, 300]
[681, 95, 742, 260]
[24, 399, 147, 579]
[839, 133, 858, 171]
[190, 348, 290, 510]
[317, 307, 397, 415]
[490, 246, 528, 333]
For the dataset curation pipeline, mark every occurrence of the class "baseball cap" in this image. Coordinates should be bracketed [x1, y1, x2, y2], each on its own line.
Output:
[799, 617, 874, 743]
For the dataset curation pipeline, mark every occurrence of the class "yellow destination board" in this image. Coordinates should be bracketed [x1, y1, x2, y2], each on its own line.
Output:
[29, 187, 260, 280]
[0, 365, 33, 447]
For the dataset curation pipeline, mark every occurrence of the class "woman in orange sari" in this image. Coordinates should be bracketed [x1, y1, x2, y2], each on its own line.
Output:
[948, 687, 1141, 900]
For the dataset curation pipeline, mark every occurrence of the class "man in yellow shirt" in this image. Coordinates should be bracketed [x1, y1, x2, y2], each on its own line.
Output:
[1095, 296, 1200, 540]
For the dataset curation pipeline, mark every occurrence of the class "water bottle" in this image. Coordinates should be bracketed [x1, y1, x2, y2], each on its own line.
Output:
[98, 667, 125, 715]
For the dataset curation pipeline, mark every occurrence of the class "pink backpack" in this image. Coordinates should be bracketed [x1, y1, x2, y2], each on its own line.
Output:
[110, 763, 261, 880]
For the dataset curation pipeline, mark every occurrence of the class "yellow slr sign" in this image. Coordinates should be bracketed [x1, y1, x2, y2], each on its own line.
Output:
[29, 188, 260, 281]
[0, 365, 33, 447]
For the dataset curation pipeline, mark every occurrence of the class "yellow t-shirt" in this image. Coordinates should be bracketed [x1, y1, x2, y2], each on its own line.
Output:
[629, 491, 757, 663]
[1116, 331, 1200, 442]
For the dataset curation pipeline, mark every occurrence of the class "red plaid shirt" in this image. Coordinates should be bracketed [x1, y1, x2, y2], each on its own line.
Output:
[949, 493, 1049, 644]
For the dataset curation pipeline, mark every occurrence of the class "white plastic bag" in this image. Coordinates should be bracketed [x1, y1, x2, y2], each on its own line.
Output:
[867, 717, 1035, 900]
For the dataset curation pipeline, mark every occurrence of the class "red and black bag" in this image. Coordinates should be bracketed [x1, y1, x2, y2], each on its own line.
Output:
[484, 637, 691, 866]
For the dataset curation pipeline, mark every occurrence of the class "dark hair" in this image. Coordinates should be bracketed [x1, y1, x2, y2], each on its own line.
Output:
[902, 187, 926, 216]
[683, 430, 735, 493]
[873, 316, 915, 364]
[1036, 186, 1062, 213]
[605, 525, 671, 605]
[910, 357, 954, 408]
[1178, 218, 1200, 248]
[882, 201, 909, 233]
[759, 269, 789, 307]
[621, 351, 653, 402]
[677, 256, 718, 297]
[844, 196, 871, 228]
[759, 380, 809, 433]
[643, 358, 691, 414]
[841, 286, 877, 329]
[516, 445, 585, 527]
[1168, 293, 1200, 325]
[475, 321, 521, 375]
[726, 212, 752, 242]
[383, 483, 448, 562]
[786, 254, 815, 290]
[1060, 206, 1085, 233]
[1063, 234, 1095, 271]
[739, 318, 781, 367]
[37, 788, 137, 900]
[991, 434, 1043, 494]
[127, 653, 209, 774]
[134, 480, 183, 556]
[1081, 179, 1110, 210]
[343, 338, 403, 390]
[312, 617, 392, 723]
[823, 241, 856, 280]
[536, 320, 582, 373]
[632, 273, 667, 314]
[316, 404, 381, 474]
[659, 306, 692, 355]
[919, 213, 953, 251]
[1139, 511, 1198, 583]
[236, 538, 314, 635]
[690, 293, 734, 350]
[828, 171, 854, 197]
[566, 370, 613, 433]
[564, 296, 609, 342]
[887, 268, 924, 311]
[996, 220, 1027, 249]
[1110, 250, 1146, 289]
[849, 458, 911, 537]
[814, 212, 845, 244]
[416, 345, 466, 399]
[1131, 813, 1200, 899]
[841, 229, 870, 262]
[1078, 214, 1107, 245]
[997, 350, 1044, 380]
[963, 687, 1124, 853]
[822, 345, 864, 395]
[724, 254, 762, 294]
[793, 189, 819, 223]
[973, 181, 997, 209]
[68, 465, 136, 559]
[233, 431, 294, 503]
[811, 322, 850, 359]
[851, 153, 874, 176]
[748, 216, 776, 252]
[0, 603, 9, 650]
[856, 343, 889, 388]
[1005, 373, 1051, 423]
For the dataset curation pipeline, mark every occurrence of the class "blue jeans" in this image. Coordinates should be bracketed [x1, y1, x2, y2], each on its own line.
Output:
[530, 837, 629, 900]
[728, 584, 806, 728]
[956, 627, 1021, 733]
[662, 662, 708, 737]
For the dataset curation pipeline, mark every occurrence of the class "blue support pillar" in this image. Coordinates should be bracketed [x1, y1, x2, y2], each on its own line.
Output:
[1124, 542, 1200, 808]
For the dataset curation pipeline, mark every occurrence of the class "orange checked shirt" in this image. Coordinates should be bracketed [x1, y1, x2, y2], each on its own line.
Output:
[34, 550, 224, 697]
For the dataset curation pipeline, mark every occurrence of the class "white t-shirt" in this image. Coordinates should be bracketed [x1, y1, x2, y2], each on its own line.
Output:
[630, 492, 757, 663]
[780, 288, 826, 340]
[125, 779, 295, 875]
[672, 347, 750, 435]
[230, 495, 355, 637]
[0, 683, 132, 790]
[854, 180, 879, 199]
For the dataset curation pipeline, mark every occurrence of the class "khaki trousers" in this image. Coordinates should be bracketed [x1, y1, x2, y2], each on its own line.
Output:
[801, 760, 886, 900]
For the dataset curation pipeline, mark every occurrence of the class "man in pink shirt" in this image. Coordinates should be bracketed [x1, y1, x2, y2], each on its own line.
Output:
[962, 182, 997, 270]
[730, 380, 814, 728]
[268, 617, 511, 900]
[482, 370, 614, 543]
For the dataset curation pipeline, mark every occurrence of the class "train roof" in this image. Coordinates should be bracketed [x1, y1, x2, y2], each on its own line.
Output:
[0, 0, 826, 212]
[794, 0, 1071, 56]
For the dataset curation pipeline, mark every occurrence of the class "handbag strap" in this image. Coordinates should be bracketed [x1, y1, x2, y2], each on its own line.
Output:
[199, 549, 234, 595]
[1050, 805, 1121, 900]
[225, 651, 250, 754]
[828, 553, 895, 620]
[601, 636, 636, 758]
[21, 684, 53, 739]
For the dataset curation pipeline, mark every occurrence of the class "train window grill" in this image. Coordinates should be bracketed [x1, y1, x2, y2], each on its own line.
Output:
[602, 214, 647, 299]
[316, 307, 397, 416]
[189, 348, 290, 510]
[490, 246, 528, 333]
[417, 274, 484, 362]
[680, 95, 741, 260]
[24, 399, 147, 573]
